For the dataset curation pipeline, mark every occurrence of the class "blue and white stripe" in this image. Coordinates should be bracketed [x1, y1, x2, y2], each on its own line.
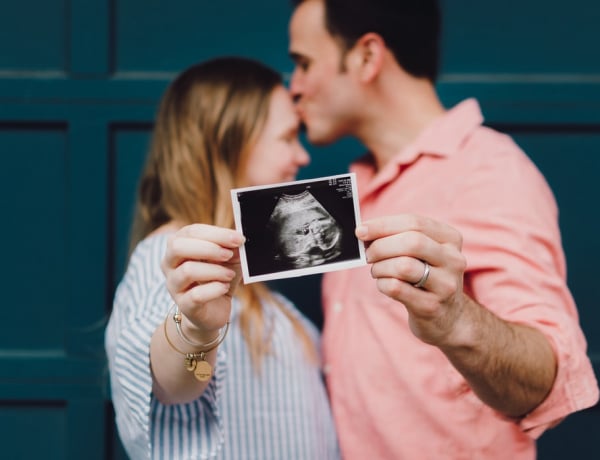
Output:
[105, 233, 340, 460]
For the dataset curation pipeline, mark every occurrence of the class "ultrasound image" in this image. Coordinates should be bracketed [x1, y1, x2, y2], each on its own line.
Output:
[232, 174, 365, 281]
[267, 190, 343, 269]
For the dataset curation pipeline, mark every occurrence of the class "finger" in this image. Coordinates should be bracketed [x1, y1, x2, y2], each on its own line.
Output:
[179, 223, 245, 248]
[356, 214, 462, 249]
[370, 255, 431, 286]
[371, 255, 463, 300]
[374, 277, 439, 318]
[373, 275, 466, 346]
[365, 231, 457, 268]
[163, 236, 236, 271]
[226, 247, 242, 266]
[176, 281, 232, 309]
[169, 260, 236, 294]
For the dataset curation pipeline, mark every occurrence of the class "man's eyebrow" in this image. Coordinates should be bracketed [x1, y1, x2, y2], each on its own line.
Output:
[288, 51, 305, 62]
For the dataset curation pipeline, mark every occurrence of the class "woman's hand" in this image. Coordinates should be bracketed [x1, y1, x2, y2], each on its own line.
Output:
[161, 224, 245, 339]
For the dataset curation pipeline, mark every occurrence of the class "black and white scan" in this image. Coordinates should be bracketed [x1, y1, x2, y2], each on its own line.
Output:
[231, 173, 366, 283]
[267, 190, 343, 270]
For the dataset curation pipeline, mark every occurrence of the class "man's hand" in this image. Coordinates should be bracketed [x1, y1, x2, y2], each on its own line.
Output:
[356, 213, 557, 417]
[356, 214, 467, 347]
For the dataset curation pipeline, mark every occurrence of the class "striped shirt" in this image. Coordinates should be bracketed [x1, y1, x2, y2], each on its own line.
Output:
[105, 233, 340, 460]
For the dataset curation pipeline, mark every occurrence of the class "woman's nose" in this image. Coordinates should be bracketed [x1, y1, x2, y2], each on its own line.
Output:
[295, 144, 310, 166]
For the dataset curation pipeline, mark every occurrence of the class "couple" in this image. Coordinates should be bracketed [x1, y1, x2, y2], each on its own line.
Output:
[105, 1, 599, 459]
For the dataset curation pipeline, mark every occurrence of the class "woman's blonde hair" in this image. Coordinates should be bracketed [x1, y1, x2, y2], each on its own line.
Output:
[129, 57, 314, 368]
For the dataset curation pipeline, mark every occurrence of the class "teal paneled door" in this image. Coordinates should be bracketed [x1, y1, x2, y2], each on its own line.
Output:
[0, 1, 598, 458]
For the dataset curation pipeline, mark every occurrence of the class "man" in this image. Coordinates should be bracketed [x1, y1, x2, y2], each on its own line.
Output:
[288, 1, 599, 458]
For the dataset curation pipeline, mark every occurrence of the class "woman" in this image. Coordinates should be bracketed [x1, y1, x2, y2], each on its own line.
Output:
[105, 57, 339, 460]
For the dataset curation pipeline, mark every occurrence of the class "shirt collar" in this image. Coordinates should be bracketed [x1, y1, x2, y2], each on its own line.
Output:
[394, 97, 484, 165]
[352, 98, 485, 197]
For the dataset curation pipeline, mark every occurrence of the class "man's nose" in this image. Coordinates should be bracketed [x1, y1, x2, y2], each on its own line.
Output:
[289, 69, 302, 101]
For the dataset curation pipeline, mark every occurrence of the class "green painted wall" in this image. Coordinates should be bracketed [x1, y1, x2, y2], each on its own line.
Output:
[0, 1, 598, 458]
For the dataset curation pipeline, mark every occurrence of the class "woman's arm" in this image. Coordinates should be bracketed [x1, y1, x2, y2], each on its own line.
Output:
[151, 224, 245, 404]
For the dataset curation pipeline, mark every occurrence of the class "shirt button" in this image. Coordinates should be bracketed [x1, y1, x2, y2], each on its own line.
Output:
[333, 302, 343, 313]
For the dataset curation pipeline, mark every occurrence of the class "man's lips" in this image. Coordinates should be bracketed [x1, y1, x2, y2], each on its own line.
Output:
[294, 103, 308, 133]
[295, 104, 307, 120]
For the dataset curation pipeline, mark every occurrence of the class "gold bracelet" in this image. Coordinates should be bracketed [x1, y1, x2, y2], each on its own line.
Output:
[172, 303, 229, 349]
[163, 306, 229, 382]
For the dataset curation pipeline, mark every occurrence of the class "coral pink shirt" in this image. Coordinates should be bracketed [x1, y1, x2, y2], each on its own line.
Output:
[322, 99, 599, 460]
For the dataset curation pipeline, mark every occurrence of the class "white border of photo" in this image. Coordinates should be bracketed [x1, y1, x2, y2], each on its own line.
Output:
[231, 173, 366, 284]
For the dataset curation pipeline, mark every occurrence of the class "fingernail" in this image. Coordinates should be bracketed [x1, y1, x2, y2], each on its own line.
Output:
[231, 233, 245, 245]
[356, 225, 367, 239]
[221, 249, 234, 259]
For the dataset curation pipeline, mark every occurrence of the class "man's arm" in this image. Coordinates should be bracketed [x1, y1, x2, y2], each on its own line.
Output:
[356, 214, 557, 418]
[436, 292, 556, 417]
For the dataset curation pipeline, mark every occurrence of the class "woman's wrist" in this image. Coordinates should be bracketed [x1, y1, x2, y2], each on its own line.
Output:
[179, 312, 221, 344]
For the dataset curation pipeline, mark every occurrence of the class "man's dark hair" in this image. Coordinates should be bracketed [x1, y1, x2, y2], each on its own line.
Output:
[292, 0, 441, 82]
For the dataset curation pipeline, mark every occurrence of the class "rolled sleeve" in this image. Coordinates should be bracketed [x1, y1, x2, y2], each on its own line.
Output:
[517, 308, 599, 438]
[106, 281, 226, 459]
[456, 145, 599, 437]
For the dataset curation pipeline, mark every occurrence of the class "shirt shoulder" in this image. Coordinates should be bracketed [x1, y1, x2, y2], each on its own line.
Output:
[112, 233, 171, 316]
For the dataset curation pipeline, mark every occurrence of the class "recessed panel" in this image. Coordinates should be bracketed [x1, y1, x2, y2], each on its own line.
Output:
[0, 0, 67, 72]
[537, 403, 600, 458]
[0, 124, 68, 349]
[114, 0, 294, 73]
[0, 401, 66, 459]
[110, 125, 153, 289]
[441, 0, 600, 75]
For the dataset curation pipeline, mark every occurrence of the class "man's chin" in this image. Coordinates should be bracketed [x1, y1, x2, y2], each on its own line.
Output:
[305, 128, 337, 146]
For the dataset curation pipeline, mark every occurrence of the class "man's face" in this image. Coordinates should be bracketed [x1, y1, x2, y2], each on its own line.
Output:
[288, 0, 357, 145]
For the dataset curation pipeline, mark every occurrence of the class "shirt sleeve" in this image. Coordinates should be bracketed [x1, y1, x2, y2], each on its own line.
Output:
[454, 137, 599, 437]
[105, 236, 226, 459]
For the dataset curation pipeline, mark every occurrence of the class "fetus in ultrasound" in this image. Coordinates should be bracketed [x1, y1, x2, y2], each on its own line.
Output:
[267, 190, 342, 270]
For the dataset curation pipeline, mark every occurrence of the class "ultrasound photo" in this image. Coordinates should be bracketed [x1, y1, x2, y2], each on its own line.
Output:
[231, 173, 366, 283]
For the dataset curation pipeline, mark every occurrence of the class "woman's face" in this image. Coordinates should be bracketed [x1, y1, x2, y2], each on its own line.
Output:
[244, 86, 310, 186]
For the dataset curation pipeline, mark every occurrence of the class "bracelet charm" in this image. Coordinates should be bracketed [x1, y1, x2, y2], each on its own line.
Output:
[185, 353, 197, 372]
[163, 305, 228, 382]
[184, 352, 212, 381]
[194, 357, 212, 381]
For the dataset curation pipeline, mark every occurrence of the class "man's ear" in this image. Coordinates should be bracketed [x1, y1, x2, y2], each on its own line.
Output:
[347, 33, 385, 83]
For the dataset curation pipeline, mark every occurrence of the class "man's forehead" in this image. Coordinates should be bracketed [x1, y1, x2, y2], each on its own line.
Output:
[289, 1, 338, 57]
[290, 0, 327, 39]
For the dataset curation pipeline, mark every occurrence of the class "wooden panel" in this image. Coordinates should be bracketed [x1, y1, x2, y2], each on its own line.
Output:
[0, 0, 67, 73]
[69, 0, 111, 75]
[441, 0, 600, 74]
[0, 401, 67, 459]
[0, 124, 68, 349]
[110, 124, 153, 285]
[113, 0, 294, 73]
[538, 405, 600, 458]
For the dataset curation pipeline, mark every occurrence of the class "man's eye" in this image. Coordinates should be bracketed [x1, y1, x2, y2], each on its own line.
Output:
[297, 60, 310, 72]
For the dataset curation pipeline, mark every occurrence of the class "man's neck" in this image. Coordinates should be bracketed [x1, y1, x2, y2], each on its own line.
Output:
[357, 77, 445, 171]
